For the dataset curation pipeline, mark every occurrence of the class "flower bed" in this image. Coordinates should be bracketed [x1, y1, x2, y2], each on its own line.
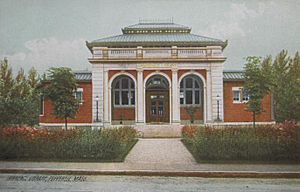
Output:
[182, 122, 300, 162]
[0, 126, 137, 162]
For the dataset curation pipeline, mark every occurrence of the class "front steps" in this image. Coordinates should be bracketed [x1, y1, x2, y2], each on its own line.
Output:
[134, 124, 183, 138]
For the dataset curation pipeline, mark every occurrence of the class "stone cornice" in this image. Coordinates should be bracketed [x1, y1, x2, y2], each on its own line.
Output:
[88, 57, 226, 64]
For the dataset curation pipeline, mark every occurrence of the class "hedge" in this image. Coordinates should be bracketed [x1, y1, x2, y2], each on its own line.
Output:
[0, 126, 137, 162]
[182, 122, 300, 162]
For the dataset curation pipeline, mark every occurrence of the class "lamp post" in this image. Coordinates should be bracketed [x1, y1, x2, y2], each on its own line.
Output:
[95, 96, 99, 122]
[216, 94, 220, 121]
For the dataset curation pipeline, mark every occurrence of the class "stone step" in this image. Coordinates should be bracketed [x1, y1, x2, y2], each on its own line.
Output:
[134, 124, 183, 138]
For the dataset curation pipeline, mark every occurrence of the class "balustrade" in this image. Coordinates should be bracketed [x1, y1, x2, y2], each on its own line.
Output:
[91, 47, 223, 59]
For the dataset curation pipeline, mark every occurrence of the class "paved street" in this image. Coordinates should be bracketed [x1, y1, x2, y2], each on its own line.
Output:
[0, 173, 299, 192]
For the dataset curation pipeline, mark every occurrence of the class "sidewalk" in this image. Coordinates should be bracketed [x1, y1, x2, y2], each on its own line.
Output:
[0, 138, 299, 178]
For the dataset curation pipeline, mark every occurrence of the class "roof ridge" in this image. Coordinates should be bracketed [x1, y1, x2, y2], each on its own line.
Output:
[190, 33, 223, 42]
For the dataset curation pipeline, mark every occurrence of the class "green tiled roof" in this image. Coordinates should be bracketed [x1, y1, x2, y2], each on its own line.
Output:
[223, 71, 244, 81]
[74, 71, 92, 81]
[87, 22, 227, 49]
[89, 33, 225, 46]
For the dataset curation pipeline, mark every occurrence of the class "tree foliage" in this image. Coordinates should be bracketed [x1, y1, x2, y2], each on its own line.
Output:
[0, 59, 40, 127]
[0, 58, 14, 99]
[244, 50, 300, 123]
[42, 67, 79, 130]
[272, 51, 300, 122]
[243, 56, 270, 127]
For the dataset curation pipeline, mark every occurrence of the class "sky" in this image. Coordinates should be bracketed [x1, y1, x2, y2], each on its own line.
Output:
[0, 0, 300, 74]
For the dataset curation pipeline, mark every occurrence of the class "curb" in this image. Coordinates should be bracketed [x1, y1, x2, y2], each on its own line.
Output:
[1, 169, 300, 178]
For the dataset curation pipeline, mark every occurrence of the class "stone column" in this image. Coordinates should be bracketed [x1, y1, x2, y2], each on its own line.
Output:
[92, 64, 104, 128]
[136, 68, 145, 124]
[206, 69, 212, 123]
[211, 63, 224, 122]
[172, 68, 180, 124]
[103, 69, 110, 126]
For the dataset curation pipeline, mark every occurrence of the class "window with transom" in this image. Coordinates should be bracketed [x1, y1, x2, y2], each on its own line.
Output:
[112, 76, 135, 107]
[180, 75, 203, 106]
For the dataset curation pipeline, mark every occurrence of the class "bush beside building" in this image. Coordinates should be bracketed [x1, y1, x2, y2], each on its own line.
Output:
[182, 122, 300, 162]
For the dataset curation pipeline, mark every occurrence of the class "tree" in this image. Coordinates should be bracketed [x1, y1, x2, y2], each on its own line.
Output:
[244, 50, 300, 124]
[243, 56, 271, 128]
[0, 58, 14, 99]
[0, 59, 40, 127]
[43, 67, 79, 130]
[272, 51, 300, 122]
[27, 67, 39, 94]
[289, 52, 300, 120]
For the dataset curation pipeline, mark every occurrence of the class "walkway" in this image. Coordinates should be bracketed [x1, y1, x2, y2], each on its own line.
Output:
[125, 138, 196, 165]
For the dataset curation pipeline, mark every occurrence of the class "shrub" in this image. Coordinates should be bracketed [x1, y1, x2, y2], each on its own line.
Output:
[182, 125, 198, 139]
[182, 122, 300, 162]
[0, 126, 137, 161]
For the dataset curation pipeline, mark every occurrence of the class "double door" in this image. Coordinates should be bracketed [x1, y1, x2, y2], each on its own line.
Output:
[146, 91, 169, 123]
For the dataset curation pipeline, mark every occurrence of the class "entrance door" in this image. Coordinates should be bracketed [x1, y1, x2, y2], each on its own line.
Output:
[146, 91, 169, 123]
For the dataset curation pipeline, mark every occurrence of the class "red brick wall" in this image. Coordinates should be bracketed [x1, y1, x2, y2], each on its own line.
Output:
[39, 82, 93, 124]
[180, 107, 204, 120]
[223, 81, 272, 122]
[112, 107, 135, 120]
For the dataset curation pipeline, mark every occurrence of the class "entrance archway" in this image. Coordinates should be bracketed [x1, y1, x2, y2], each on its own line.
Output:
[145, 75, 170, 123]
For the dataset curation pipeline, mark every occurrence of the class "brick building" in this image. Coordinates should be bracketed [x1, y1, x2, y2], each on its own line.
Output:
[39, 22, 273, 128]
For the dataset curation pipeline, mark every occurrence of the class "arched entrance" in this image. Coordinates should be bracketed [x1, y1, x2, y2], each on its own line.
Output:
[146, 75, 170, 123]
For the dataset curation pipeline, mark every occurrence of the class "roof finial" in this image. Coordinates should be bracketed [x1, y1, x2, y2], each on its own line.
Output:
[138, 18, 175, 24]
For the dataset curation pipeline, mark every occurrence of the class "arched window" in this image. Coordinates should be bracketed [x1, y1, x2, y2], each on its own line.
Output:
[112, 76, 135, 106]
[146, 75, 169, 90]
[180, 75, 203, 106]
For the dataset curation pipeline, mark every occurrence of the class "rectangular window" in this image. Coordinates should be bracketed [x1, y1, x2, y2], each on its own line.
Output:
[242, 90, 250, 102]
[122, 79, 129, 89]
[180, 91, 184, 104]
[121, 91, 129, 105]
[233, 90, 241, 102]
[232, 87, 249, 103]
[130, 91, 135, 105]
[186, 90, 193, 104]
[185, 78, 193, 88]
[243, 89, 250, 102]
[180, 98, 184, 105]
[195, 90, 200, 104]
[114, 91, 120, 105]
[40, 95, 44, 115]
[75, 88, 83, 103]
[130, 81, 134, 89]
[114, 81, 120, 89]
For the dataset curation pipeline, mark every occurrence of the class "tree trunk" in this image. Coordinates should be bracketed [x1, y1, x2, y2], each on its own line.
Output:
[65, 117, 68, 130]
[253, 111, 256, 128]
